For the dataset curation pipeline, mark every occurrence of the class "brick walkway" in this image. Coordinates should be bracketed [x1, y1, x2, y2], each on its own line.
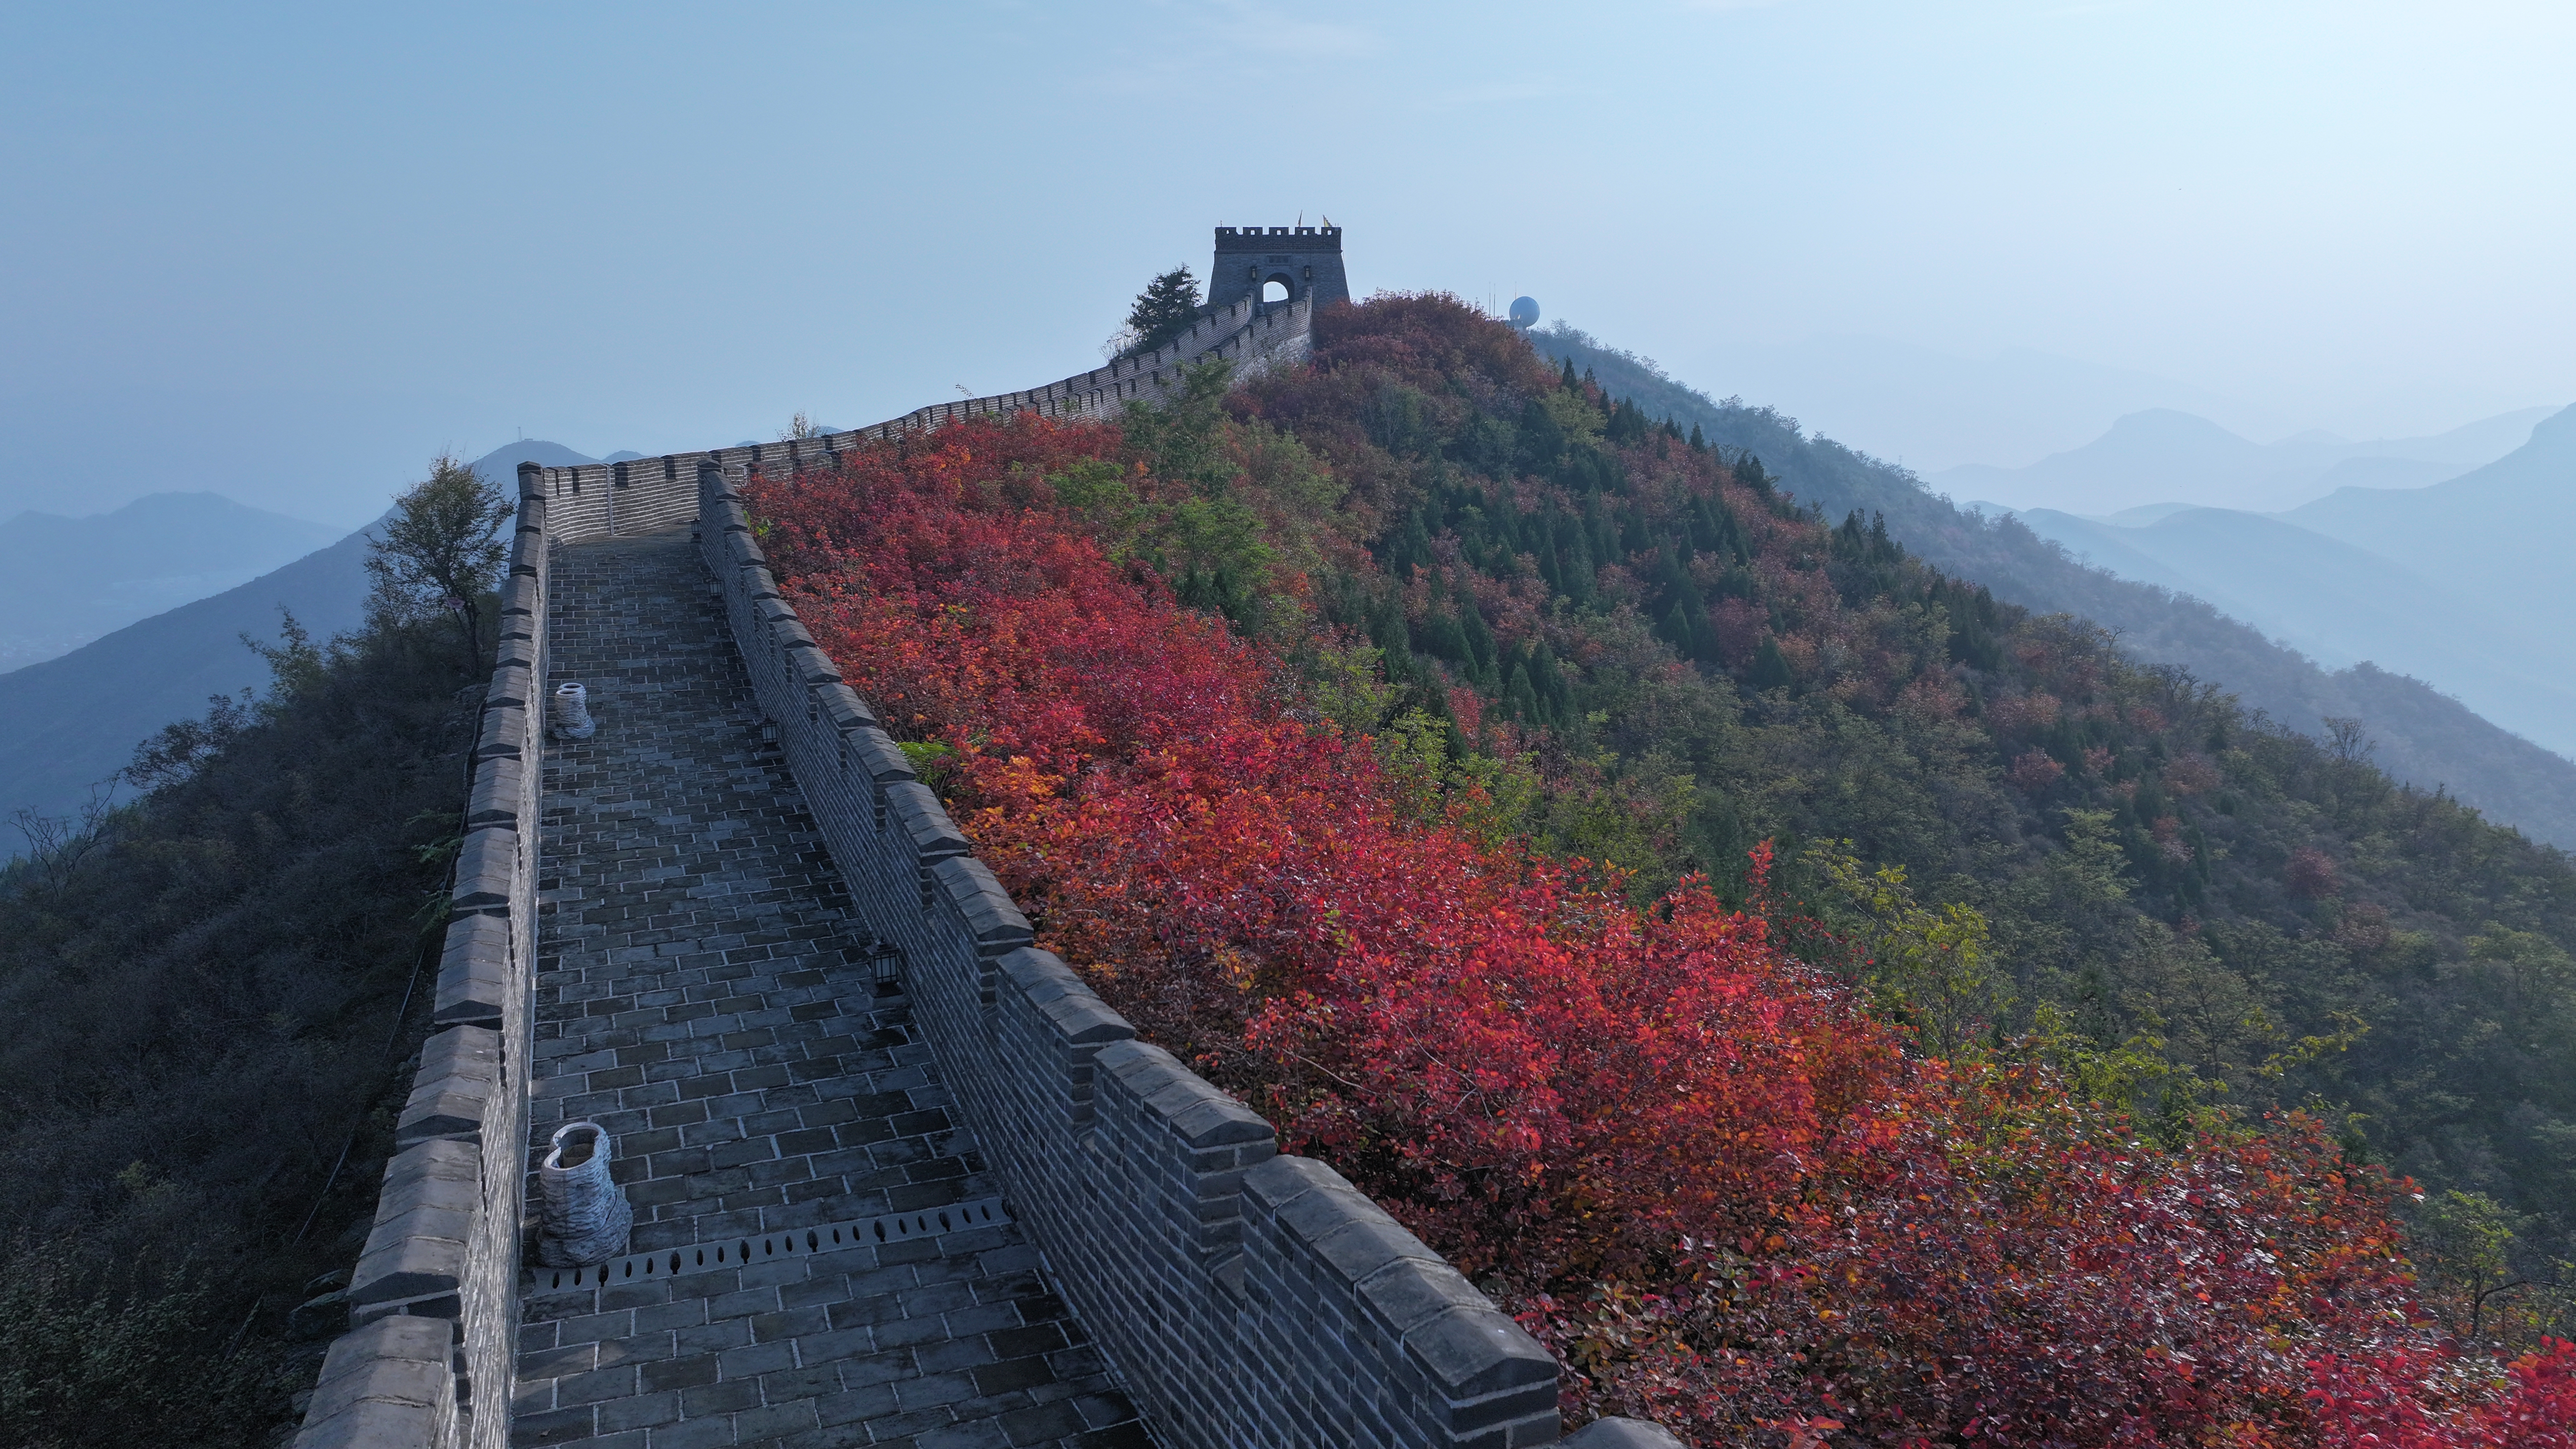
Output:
[511, 528, 1149, 1449]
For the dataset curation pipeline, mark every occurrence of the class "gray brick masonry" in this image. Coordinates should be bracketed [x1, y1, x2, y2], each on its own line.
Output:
[1208, 224, 1350, 312]
[507, 527, 1144, 1449]
[290, 277, 1680, 1448]
[525, 294, 1308, 544]
[693, 457, 1628, 1449]
[294, 479, 552, 1449]
[299, 1317, 462, 1449]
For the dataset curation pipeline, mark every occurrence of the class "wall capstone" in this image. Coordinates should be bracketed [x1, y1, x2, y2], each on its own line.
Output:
[289, 467, 551, 1449]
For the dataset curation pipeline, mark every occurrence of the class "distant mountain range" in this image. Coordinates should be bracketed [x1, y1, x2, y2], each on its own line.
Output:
[0, 493, 347, 672]
[15, 395, 2575, 857]
[0, 525, 376, 834]
[1938, 405, 2553, 516]
[1996, 404, 2576, 762]
[2287, 406, 2576, 618]
[0, 442, 603, 838]
[1668, 334, 2294, 475]
[1536, 324, 2576, 850]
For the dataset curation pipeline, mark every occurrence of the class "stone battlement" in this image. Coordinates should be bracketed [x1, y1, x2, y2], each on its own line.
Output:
[294, 483, 551, 1449]
[289, 249, 1679, 1449]
[1214, 224, 1344, 251]
[1209, 227, 1350, 312]
[519, 291, 1310, 544]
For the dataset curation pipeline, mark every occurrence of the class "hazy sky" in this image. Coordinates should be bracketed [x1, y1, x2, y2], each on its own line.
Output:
[5, 0, 2570, 524]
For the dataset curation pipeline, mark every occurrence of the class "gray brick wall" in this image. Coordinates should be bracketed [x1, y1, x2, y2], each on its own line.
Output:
[695, 462, 1620, 1448]
[293, 471, 555, 1449]
[287, 286, 1680, 1449]
[515, 293, 1310, 547]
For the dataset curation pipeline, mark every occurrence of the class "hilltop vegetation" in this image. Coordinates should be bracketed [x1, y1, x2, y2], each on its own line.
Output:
[1254, 300, 2576, 1240]
[747, 294, 2576, 1444]
[0, 613, 475, 1447]
[0, 468, 505, 1447]
[3, 289, 2568, 1446]
[1531, 325, 2576, 853]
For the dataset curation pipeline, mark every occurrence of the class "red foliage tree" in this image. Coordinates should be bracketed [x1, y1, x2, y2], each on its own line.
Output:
[2306, 1340, 2576, 1447]
[2288, 845, 2344, 900]
[2009, 748, 2068, 793]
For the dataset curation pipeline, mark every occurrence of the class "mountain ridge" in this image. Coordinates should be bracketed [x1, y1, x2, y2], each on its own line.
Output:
[2286, 402, 2576, 609]
[1666, 333, 2288, 472]
[0, 492, 347, 673]
[0, 442, 601, 839]
[2009, 502, 2576, 757]
[1935, 404, 2552, 515]
[1530, 324, 2576, 849]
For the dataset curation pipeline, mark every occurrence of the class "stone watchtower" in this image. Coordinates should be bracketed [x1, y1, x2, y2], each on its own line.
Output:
[1208, 224, 1350, 311]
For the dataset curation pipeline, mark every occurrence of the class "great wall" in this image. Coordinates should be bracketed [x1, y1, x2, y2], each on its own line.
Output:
[289, 227, 1682, 1449]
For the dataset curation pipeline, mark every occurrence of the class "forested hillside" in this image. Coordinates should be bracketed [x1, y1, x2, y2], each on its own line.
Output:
[0, 493, 496, 1446]
[1533, 325, 2576, 851]
[8, 295, 2569, 1447]
[749, 292, 2576, 1444]
[0, 492, 344, 672]
[1251, 303, 2576, 1242]
[2000, 503, 2576, 764]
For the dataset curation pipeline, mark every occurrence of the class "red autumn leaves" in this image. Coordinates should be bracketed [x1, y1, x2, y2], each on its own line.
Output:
[747, 416, 2574, 1448]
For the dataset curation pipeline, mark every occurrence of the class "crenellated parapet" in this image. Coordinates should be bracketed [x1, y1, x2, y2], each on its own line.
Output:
[692, 462, 1577, 1446]
[291, 468, 553, 1449]
[1210, 224, 1350, 311]
[288, 241, 1682, 1447]
[522, 290, 1312, 546]
[839, 288, 1314, 438]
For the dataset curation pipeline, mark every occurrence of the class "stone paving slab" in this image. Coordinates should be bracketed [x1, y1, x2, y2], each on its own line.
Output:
[513, 528, 1149, 1449]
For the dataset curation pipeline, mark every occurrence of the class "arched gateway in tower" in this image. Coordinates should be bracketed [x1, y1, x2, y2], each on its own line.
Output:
[1207, 223, 1350, 311]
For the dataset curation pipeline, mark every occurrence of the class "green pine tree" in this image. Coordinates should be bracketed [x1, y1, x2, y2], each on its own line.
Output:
[1505, 662, 1541, 723]
[1750, 635, 1794, 693]
[1121, 267, 1203, 358]
[1659, 600, 1695, 653]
